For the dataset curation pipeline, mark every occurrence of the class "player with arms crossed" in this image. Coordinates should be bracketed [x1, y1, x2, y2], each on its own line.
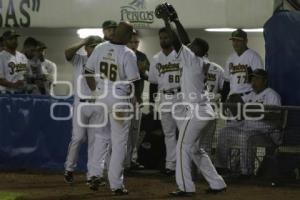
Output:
[155, 3, 227, 197]
[0, 30, 30, 94]
[85, 21, 140, 195]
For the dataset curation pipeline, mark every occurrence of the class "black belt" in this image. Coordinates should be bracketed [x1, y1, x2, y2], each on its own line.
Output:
[162, 88, 181, 95]
[239, 91, 251, 96]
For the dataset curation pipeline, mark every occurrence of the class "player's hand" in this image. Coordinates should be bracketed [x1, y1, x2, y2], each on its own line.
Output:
[83, 36, 94, 45]
[155, 3, 170, 21]
[166, 3, 178, 22]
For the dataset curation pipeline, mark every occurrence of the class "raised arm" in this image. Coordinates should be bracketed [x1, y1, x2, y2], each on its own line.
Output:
[168, 4, 191, 45]
[65, 37, 94, 61]
[163, 18, 182, 53]
[155, 3, 182, 53]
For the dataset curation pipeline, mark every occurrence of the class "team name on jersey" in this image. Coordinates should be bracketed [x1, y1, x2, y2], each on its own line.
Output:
[8, 62, 27, 75]
[156, 62, 180, 76]
[229, 63, 249, 74]
[206, 73, 216, 81]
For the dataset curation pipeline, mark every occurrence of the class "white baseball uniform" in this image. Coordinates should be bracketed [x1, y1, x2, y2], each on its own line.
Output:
[216, 88, 281, 175]
[148, 50, 183, 171]
[175, 45, 226, 192]
[64, 53, 104, 181]
[201, 60, 225, 155]
[41, 59, 56, 95]
[224, 49, 264, 95]
[85, 41, 140, 190]
[0, 50, 29, 93]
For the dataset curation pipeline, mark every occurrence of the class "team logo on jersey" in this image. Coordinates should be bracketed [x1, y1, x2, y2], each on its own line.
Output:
[206, 73, 217, 81]
[0, 0, 41, 28]
[229, 63, 248, 74]
[156, 63, 180, 76]
[8, 62, 27, 75]
[120, 0, 154, 28]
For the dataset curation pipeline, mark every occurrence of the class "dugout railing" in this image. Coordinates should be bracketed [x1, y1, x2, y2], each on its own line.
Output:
[209, 103, 300, 183]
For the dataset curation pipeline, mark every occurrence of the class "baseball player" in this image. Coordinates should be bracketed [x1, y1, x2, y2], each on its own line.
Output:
[36, 41, 57, 95]
[214, 29, 265, 175]
[156, 3, 226, 196]
[102, 20, 117, 41]
[85, 21, 140, 195]
[95, 20, 118, 175]
[0, 30, 30, 94]
[191, 38, 225, 156]
[216, 69, 281, 177]
[148, 27, 183, 176]
[125, 30, 149, 171]
[223, 29, 264, 98]
[63, 36, 103, 185]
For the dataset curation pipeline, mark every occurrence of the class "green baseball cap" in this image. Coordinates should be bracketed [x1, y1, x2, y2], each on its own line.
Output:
[2, 30, 20, 40]
[230, 29, 247, 41]
[86, 36, 103, 47]
[102, 20, 117, 30]
[251, 69, 267, 79]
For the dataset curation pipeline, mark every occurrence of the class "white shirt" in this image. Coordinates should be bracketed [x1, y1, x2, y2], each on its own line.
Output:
[176, 45, 207, 104]
[70, 54, 91, 98]
[225, 48, 264, 94]
[148, 50, 181, 91]
[205, 61, 225, 94]
[242, 87, 281, 106]
[85, 41, 140, 96]
[0, 50, 29, 92]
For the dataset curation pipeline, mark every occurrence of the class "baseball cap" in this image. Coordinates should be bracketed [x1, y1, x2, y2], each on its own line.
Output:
[102, 20, 117, 29]
[2, 30, 20, 40]
[251, 69, 267, 78]
[37, 41, 47, 50]
[86, 36, 103, 47]
[230, 29, 247, 41]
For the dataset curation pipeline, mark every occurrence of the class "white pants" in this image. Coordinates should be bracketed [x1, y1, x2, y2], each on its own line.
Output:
[198, 119, 217, 156]
[159, 93, 183, 170]
[90, 97, 131, 190]
[125, 103, 143, 168]
[216, 120, 278, 175]
[176, 103, 226, 192]
[64, 100, 102, 180]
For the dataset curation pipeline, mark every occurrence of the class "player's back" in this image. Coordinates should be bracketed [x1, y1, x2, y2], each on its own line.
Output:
[177, 45, 207, 104]
[86, 41, 140, 97]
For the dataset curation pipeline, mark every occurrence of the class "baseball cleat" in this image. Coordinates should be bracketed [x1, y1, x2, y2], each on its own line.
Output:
[112, 188, 129, 196]
[86, 179, 92, 186]
[205, 187, 227, 194]
[130, 162, 145, 170]
[89, 176, 101, 191]
[169, 189, 195, 197]
[162, 168, 175, 176]
[64, 171, 74, 184]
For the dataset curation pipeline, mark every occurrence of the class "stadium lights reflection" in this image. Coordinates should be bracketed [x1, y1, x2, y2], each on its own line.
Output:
[77, 28, 104, 39]
[205, 28, 264, 33]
